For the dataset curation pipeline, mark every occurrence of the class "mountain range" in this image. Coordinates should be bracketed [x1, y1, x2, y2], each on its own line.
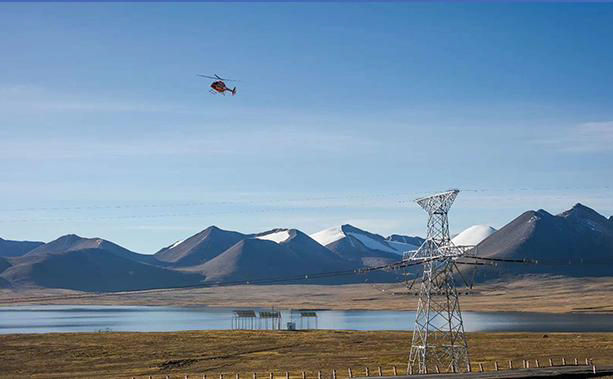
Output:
[1, 203, 611, 291]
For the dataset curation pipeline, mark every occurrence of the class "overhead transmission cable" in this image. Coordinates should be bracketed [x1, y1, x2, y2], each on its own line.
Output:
[1, 185, 610, 214]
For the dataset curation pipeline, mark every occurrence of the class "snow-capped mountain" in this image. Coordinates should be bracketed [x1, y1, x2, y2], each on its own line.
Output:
[311, 224, 418, 255]
[451, 225, 497, 246]
[310, 224, 419, 267]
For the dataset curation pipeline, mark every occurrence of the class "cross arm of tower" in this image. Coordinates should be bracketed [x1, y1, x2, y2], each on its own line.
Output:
[415, 189, 460, 214]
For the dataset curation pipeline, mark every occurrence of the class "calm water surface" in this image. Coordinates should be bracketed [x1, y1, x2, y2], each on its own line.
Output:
[0, 306, 612, 334]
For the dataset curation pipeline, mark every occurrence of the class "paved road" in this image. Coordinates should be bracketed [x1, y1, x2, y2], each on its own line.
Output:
[356, 365, 613, 378]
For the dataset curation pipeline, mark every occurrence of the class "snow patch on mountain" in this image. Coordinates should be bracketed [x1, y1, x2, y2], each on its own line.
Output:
[256, 230, 291, 243]
[168, 239, 185, 249]
[310, 227, 345, 246]
[386, 240, 419, 253]
[345, 231, 398, 253]
[451, 225, 496, 246]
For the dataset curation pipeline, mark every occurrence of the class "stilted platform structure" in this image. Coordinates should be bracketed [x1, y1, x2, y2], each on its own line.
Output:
[404, 189, 473, 375]
[290, 310, 319, 330]
[259, 310, 282, 330]
[232, 310, 257, 330]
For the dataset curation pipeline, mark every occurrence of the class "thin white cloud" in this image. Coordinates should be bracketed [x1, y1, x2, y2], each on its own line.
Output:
[0, 128, 376, 160]
[0, 84, 183, 114]
[0, 83, 378, 122]
[534, 121, 613, 153]
[125, 225, 200, 231]
[0, 84, 379, 160]
[455, 191, 613, 222]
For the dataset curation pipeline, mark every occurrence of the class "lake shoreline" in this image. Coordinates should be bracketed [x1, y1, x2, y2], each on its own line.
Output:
[2, 305, 613, 334]
[1, 302, 613, 315]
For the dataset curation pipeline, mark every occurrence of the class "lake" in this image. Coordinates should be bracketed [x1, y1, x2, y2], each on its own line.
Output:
[1, 305, 612, 334]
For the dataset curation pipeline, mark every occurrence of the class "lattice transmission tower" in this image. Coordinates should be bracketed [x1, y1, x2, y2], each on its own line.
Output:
[405, 189, 472, 374]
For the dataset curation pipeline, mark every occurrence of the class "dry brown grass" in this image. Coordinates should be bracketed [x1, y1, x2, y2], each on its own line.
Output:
[0, 331, 611, 379]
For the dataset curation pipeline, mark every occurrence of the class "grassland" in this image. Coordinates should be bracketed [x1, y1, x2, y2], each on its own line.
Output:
[2, 276, 613, 313]
[0, 331, 612, 378]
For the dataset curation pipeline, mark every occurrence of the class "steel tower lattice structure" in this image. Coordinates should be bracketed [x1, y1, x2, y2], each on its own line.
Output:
[406, 189, 471, 375]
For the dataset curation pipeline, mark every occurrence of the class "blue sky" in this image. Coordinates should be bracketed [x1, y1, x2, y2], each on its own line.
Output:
[1, 3, 612, 253]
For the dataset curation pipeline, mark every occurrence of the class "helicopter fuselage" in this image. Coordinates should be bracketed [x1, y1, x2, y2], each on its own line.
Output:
[211, 80, 228, 93]
[210, 80, 236, 96]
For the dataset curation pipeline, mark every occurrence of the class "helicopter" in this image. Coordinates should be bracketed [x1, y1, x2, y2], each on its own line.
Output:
[197, 74, 238, 96]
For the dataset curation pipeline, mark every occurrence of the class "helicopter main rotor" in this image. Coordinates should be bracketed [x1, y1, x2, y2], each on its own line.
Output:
[197, 74, 239, 82]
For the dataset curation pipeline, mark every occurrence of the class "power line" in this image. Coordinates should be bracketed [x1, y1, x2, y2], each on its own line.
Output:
[469, 256, 613, 265]
[1, 185, 610, 214]
[0, 192, 426, 214]
[2, 195, 611, 224]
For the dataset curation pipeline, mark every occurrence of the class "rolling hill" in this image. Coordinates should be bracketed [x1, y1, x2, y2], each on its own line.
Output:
[24, 234, 160, 266]
[1, 235, 202, 291]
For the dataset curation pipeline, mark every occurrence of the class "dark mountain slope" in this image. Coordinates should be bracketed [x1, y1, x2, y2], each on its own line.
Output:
[154, 226, 246, 267]
[0, 257, 10, 273]
[2, 234, 202, 291]
[0, 238, 44, 257]
[24, 234, 159, 266]
[1, 248, 203, 292]
[474, 203, 613, 280]
[195, 238, 311, 283]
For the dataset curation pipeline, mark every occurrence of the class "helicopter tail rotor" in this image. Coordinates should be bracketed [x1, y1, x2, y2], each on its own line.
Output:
[231, 87, 237, 96]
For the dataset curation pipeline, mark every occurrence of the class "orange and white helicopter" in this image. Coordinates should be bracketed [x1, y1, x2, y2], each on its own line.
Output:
[198, 74, 238, 96]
